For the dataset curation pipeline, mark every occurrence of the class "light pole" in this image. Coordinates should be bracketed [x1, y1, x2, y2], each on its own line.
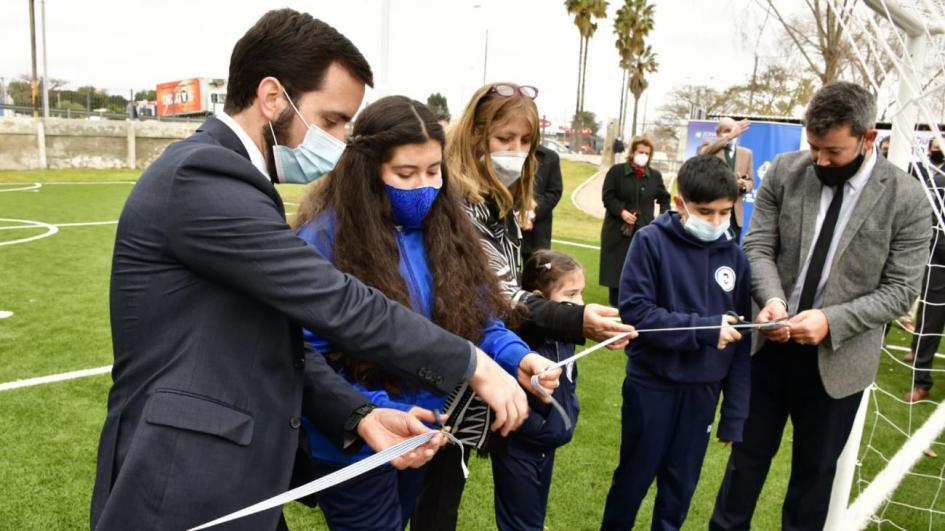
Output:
[473, 3, 489, 85]
[40, 0, 49, 119]
[28, 0, 39, 118]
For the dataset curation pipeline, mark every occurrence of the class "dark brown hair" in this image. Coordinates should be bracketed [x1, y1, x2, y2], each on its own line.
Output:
[804, 81, 876, 138]
[521, 250, 583, 298]
[293, 96, 513, 392]
[224, 9, 373, 114]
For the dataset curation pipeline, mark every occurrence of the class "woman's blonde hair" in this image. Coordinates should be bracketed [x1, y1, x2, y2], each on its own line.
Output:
[446, 83, 538, 220]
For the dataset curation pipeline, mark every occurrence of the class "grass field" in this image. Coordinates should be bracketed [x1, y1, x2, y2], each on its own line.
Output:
[1, 163, 943, 530]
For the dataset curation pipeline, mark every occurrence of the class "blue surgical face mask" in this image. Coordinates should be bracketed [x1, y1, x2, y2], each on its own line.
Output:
[682, 202, 730, 242]
[268, 88, 346, 184]
[384, 184, 441, 229]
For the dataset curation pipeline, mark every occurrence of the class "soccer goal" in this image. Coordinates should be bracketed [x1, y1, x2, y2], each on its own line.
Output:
[818, 1, 945, 529]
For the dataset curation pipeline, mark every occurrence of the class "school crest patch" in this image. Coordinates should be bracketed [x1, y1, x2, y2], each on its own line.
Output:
[715, 266, 736, 292]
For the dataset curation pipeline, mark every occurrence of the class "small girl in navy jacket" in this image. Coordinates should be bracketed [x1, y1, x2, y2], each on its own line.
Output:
[491, 249, 586, 531]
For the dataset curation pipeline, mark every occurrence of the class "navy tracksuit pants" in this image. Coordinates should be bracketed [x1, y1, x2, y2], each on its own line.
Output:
[710, 343, 862, 531]
[491, 438, 557, 531]
[311, 459, 426, 531]
[600, 376, 721, 531]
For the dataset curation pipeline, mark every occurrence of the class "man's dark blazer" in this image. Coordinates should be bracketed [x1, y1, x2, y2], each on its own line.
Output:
[90, 117, 472, 530]
[521, 145, 563, 257]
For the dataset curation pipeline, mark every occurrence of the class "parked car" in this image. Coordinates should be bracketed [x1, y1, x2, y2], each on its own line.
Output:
[541, 138, 569, 153]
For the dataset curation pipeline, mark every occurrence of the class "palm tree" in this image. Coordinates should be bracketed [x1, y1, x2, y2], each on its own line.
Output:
[613, 5, 634, 134]
[565, 0, 609, 116]
[614, 0, 657, 137]
[565, 0, 608, 151]
[628, 45, 658, 136]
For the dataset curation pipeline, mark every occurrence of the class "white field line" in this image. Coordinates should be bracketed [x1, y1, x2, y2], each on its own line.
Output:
[0, 218, 58, 246]
[0, 365, 111, 392]
[50, 220, 118, 228]
[551, 238, 601, 250]
[31, 181, 134, 185]
[0, 183, 41, 192]
[0, 220, 118, 231]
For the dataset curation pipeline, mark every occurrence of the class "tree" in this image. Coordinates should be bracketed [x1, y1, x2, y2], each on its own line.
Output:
[7, 80, 32, 107]
[572, 110, 601, 137]
[653, 84, 739, 155]
[426, 92, 450, 122]
[614, 0, 657, 137]
[628, 45, 658, 136]
[741, 62, 816, 117]
[134, 90, 157, 101]
[766, 0, 860, 85]
[565, 0, 609, 116]
[8, 75, 67, 108]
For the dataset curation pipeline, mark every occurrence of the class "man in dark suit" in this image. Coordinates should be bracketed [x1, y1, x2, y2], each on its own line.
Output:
[904, 139, 945, 402]
[90, 10, 536, 531]
[711, 82, 931, 530]
[521, 144, 563, 262]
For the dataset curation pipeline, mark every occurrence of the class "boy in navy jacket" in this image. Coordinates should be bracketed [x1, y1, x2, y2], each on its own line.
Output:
[601, 155, 752, 531]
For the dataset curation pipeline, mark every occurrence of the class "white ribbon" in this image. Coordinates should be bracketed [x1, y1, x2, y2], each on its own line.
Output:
[189, 430, 465, 530]
[530, 320, 790, 431]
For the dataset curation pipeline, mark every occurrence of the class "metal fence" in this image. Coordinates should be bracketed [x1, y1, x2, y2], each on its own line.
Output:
[0, 104, 205, 123]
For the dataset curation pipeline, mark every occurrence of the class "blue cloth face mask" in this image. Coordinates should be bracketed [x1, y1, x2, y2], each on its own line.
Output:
[384, 184, 441, 229]
[268, 89, 346, 184]
[682, 202, 730, 242]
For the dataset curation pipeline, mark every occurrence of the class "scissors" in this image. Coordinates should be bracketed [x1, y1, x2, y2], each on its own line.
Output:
[724, 311, 790, 331]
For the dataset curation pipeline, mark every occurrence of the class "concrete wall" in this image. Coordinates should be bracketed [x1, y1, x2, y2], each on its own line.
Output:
[0, 117, 198, 170]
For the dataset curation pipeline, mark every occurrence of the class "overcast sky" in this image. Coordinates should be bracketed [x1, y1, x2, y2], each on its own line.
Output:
[1, 0, 786, 133]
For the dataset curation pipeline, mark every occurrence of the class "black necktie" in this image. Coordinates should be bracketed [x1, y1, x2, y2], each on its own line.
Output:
[798, 184, 845, 312]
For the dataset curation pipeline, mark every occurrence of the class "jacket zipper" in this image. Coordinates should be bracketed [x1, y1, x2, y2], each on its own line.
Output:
[394, 227, 425, 314]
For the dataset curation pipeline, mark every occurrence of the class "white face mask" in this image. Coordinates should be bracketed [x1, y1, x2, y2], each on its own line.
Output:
[489, 151, 528, 188]
[632, 153, 650, 167]
[682, 202, 730, 242]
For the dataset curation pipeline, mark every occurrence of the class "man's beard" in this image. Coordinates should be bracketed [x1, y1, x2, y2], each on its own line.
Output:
[261, 107, 296, 180]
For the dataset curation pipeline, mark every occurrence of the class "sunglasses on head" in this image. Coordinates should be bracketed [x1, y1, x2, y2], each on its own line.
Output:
[489, 84, 538, 100]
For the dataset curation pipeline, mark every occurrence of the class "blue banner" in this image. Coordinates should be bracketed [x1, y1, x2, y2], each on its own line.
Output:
[684, 120, 803, 240]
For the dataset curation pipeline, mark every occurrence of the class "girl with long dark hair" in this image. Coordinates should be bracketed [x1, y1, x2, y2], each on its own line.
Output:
[292, 95, 558, 531]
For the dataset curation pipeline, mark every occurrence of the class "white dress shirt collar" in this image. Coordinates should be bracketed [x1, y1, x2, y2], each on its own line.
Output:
[215, 111, 271, 181]
[845, 145, 876, 193]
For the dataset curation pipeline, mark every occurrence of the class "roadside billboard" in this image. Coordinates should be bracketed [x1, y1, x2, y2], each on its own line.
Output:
[157, 78, 202, 116]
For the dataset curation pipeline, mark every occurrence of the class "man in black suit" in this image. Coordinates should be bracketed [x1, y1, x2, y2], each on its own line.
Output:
[90, 10, 539, 531]
[904, 139, 945, 402]
[521, 144, 563, 262]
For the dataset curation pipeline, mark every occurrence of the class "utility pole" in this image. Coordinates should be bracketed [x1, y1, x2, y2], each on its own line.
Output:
[29, 0, 39, 118]
[40, 0, 49, 119]
[482, 28, 489, 85]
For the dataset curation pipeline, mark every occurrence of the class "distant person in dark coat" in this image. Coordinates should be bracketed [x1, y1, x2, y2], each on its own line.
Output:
[521, 144, 563, 263]
[904, 138, 945, 403]
[599, 135, 671, 307]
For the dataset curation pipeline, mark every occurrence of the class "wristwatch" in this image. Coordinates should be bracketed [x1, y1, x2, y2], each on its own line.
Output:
[344, 403, 377, 435]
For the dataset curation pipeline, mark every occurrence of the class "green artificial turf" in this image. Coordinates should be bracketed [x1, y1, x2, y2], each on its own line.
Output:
[0, 167, 941, 530]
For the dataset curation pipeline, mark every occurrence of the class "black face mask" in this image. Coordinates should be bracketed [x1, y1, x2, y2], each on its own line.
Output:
[813, 141, 865, 187]
[930, 150, 944, 165]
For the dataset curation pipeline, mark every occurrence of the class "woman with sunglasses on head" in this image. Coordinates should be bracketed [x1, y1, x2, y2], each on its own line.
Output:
[411, 83, 638, 531]
[291, 95, 560, 531]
